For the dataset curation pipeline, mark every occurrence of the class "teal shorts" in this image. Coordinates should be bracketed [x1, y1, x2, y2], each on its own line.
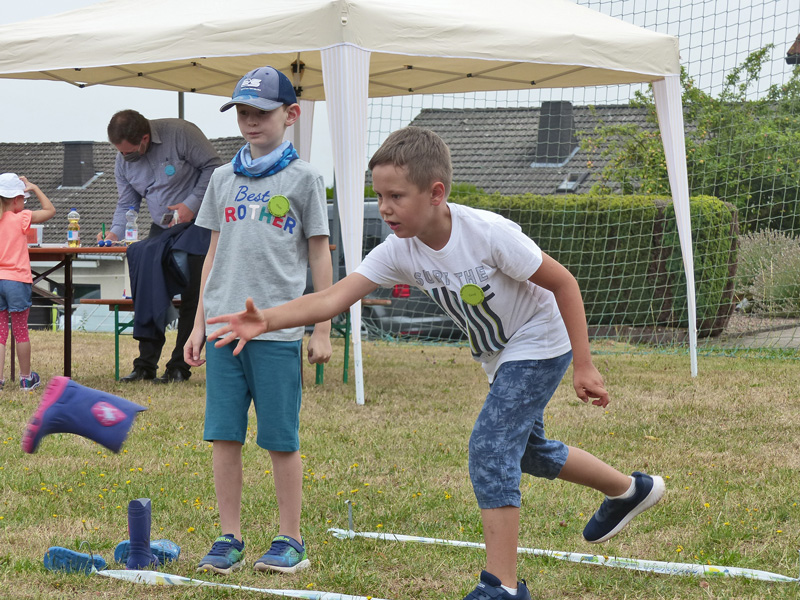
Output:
[203, 339, 302, 451]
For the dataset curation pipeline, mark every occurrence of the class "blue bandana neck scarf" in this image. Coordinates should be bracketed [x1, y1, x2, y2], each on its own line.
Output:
[232, 141, 299, 178]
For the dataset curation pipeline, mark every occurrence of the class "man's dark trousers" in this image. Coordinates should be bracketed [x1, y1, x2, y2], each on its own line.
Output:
[132, 223, 204, 379]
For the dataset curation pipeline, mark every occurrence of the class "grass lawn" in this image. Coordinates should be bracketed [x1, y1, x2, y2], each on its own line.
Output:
[1, 330, 799, 599]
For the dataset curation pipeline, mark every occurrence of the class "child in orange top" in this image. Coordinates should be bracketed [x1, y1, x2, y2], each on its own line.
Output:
[0, 173, 56, 391]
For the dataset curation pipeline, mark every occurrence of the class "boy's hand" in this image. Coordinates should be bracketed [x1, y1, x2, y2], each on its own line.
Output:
[184, 326, 206, 367]
[207, 297, 268, 355]
[573, 363, 609, 408]
[307, 329, 332, 365]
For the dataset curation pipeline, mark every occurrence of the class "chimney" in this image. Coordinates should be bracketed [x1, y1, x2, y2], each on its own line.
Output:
[62, 141, 95, 187]
[534, 101, 577, 165]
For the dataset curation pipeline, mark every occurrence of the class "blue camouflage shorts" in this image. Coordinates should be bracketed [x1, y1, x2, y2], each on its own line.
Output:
[468, 352, 572, 509]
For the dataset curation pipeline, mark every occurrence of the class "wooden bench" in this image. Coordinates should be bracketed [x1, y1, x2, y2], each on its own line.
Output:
[80, 298, 181, 381]
[315, 298, 392, 385]
[81, 295, 390, 385]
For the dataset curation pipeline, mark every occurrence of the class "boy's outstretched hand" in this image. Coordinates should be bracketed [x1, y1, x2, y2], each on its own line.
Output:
[207, 297, 269, 356]
[573, 363, 609, 408]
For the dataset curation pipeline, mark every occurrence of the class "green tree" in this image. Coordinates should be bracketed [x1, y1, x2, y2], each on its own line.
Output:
[581, 46, 800, 233]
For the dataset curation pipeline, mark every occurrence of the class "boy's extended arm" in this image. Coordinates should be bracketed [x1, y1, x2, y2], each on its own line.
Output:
[20, 177, 56, 223]
[528, 253, 609, 407]
[207, 273, 378, 356]
[306, 234, 333, 365]
[184, 230, 218, 367]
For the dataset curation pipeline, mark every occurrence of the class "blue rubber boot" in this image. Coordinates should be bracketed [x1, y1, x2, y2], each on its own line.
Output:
[22, 376, 147, 454]
[125, 498, 159, 570]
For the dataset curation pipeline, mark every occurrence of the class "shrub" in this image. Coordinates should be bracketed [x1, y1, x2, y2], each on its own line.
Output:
[455, 193, 738, 336]
[736, 229, 800, 315]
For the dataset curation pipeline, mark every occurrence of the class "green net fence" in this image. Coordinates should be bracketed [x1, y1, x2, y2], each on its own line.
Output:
[354, 0, 800, 360]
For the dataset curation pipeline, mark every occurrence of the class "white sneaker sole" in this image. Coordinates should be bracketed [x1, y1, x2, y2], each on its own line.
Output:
[253, 558, 310, 574]
[196, 559, 244, 575]
[585, 475, 665, 544]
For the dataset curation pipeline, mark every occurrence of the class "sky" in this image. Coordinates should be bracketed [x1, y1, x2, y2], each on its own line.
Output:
[0, 0, 336, 185]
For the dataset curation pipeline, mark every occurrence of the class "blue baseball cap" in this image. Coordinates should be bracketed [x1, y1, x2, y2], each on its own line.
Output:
[220, 66, 297, 112]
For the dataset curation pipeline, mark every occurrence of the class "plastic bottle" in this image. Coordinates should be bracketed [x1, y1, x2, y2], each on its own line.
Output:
[125, 206, 139, 244]
[67, 208, 80, 247]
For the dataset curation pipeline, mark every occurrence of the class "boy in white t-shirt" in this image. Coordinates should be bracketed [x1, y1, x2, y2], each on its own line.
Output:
[205, 126, 664, 600]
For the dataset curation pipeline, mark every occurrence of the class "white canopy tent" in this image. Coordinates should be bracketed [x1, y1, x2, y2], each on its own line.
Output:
[0, 0, 697, 402]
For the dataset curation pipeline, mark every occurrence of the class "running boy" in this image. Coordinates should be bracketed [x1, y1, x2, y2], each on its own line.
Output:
[184, 66, 332, 575]
[0, 173, 55, 391]
[206, 126, 665, 599]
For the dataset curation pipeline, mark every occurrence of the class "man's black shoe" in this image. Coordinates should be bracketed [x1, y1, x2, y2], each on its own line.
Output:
[120, 368, 157, 383]
[155, 369, 190, 384]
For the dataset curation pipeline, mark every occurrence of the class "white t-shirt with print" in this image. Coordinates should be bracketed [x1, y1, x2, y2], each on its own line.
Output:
[355, 203, 571, 381]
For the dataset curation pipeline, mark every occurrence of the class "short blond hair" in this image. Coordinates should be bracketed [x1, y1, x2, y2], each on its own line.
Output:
[369, 127, 452, 197]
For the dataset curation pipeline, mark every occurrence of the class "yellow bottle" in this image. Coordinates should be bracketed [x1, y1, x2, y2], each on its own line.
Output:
[67, 208, 81, 247]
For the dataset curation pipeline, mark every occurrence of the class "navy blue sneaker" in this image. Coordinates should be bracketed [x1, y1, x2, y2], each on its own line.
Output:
[254, 535, 310, 574]
[196, 534, 245, 575]
[583, 471, 665, 543]
[463, 571, 531, 600]
[43, 546, 107, 574]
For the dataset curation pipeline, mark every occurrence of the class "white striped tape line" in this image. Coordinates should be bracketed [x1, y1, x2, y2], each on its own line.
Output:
[328, 528, 799, 584]
[94, 568, 393, 599]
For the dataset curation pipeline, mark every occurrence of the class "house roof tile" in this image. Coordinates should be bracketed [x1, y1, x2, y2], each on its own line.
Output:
[0, 136, 243, 244]
[408, 104, 655, 196]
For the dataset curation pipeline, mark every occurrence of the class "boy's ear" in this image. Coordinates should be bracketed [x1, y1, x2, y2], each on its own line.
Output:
[430, 181, 447, 206]
[285, 103, 301, 127]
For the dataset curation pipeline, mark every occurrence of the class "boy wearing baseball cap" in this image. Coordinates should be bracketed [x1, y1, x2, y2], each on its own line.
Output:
[186, 67, 332, 575]
[0, 173, 55, 391]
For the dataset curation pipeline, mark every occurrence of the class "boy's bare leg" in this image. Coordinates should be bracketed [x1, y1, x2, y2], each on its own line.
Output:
[213, 440, 244, 540]
[269, 449, 303, 542]
[482, 506, 520, 588]
[557, 445, 631, 496]
[16, 341, 32, 376]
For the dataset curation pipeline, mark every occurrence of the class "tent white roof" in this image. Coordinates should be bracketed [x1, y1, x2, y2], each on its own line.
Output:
[0, 0, 696, 400]
[0, 0, 680, 96]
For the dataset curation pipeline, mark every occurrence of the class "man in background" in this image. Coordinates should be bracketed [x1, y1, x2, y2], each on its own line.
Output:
[102, 109, 222, 383]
